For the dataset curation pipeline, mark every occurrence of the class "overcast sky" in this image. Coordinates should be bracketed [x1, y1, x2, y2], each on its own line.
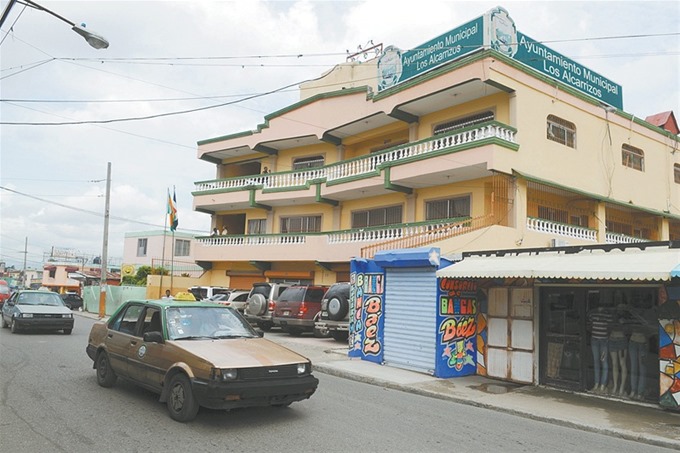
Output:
[1, 0, 678, 270]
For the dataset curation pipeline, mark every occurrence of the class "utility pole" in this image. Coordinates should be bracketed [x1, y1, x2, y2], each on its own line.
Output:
[21, 237, 27, 288]
[99, 162, 111, 318]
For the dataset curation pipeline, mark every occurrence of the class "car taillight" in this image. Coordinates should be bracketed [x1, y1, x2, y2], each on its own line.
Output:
[297, 302, 308, 317]
[268, 300, 276, 311]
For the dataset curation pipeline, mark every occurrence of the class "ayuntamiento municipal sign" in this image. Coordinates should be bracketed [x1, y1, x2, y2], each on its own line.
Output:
[377, 6, 623, 110]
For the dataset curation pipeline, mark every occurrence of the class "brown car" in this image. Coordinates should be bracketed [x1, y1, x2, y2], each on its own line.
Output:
[272, 285, 328, 336]
[86, 299, 318, 422]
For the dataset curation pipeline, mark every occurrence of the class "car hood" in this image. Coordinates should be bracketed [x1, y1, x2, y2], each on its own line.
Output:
[170, 337, 309, 368]
[15, 305, 72, 315]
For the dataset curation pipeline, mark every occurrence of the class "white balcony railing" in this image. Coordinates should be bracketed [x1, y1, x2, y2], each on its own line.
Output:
[194, 122, 516, 193]
[605, 232, 649, 244]
[526, 217, 597, 241]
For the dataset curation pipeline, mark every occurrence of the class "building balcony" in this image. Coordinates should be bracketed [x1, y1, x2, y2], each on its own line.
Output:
[194, 217, 471, 264]
[193, 121, 517, 212]
[526, 217, 597, 242]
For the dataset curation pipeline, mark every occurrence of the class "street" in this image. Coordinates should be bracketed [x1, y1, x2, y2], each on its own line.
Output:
[0, 315, 673, 452]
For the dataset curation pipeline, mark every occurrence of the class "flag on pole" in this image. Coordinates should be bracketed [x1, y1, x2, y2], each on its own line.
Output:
[167, 187, 178, 231]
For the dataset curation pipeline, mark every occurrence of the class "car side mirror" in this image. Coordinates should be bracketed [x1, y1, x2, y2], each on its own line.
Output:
[6, 301, 14, 307]
[143, 331, 164, 343]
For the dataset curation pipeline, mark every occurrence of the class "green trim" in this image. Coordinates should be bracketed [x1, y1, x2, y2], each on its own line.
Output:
[389, 107, 419, 124]
[315, 184, 339, 206]
[249, 261, 271, 271]
[383, 167, 412, 194]
[517, 170, 680, 221]
[322, 132, 342, 146]
[198, 130, 253, 146]
[254, 144, 278, 155]
[249, 190, 271, 211]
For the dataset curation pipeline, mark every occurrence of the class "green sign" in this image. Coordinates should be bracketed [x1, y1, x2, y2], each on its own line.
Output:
[377, 7, 623, 110]
[377, 16, 484, 91]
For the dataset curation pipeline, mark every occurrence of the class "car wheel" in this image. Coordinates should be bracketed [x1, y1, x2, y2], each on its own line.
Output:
[1, 315, 7, 328]
[95, 352, 118, 387]
[63, 329, 72, 335]
[246, 294, 267, 316]
[167, 373, 199, 422]
[10, 318, 19, 334]
[330, 331, 349, 342]
[327, 295, 349, 321]
[257, 321, 273, 332]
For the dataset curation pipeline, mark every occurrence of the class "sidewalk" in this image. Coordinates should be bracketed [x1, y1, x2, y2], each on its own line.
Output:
[75, 311, 680, 449]
[314, 350, 680, 450]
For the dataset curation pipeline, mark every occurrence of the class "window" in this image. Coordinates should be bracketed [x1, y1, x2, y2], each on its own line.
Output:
[426, 195, 471, 220]
[546, 115, 576, 148]
[351, 205, 403, 228]
[293, 155, 324, 170]
[175, 239, 190, 257]
[606, 220, 632, 236]
[110, 304, 143, 335]
[538, 206, 569, 224]
[248, 219, 266, 234]
[675, 164, 680, 184]
[137, 238, 148, 257]
[280, 215, 322, 233]
[622, 144, 644, 171]
[434, 111, 494, 135]
[570, 215, 589, 228]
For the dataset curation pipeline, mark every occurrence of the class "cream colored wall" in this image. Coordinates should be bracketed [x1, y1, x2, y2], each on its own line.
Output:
[299, 60, 378, 100]
[486, 65, 678, 215]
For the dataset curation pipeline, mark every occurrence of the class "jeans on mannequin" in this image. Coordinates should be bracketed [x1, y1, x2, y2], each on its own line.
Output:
[591, 337, 609, 391]
[628, 339, 648, 399]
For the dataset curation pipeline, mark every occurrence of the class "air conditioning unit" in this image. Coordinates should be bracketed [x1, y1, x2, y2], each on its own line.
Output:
[550, 238, 569, 247]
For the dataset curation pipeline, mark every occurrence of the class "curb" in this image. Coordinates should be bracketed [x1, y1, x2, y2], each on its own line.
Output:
[313, 362, 680, 451]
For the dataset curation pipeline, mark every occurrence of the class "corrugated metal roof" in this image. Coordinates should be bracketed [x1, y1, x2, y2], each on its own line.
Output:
[436, 246, 680, 281]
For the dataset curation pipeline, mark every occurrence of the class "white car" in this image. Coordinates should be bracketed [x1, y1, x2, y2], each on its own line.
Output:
[209, 290, 249, 313]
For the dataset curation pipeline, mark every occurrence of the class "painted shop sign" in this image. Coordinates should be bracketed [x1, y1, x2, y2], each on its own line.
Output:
[349, 259, 385, 364]
[377, 6, 623, 110]
[435, 277, 478, 377]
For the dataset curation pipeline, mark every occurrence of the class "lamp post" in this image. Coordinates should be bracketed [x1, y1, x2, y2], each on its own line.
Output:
[0, 0, 109, 49]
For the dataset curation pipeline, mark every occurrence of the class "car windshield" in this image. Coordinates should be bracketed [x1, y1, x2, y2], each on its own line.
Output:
[165, 306, 257, 341]
[16, 292, 64, 306]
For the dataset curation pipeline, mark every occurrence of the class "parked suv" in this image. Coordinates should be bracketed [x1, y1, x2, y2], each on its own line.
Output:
[273, 285, 329, 336]
[315, 282, 350, 342]
[244, 282, 292, 331]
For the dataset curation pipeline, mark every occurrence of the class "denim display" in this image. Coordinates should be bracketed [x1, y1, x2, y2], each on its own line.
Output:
[629, 339, 648, 397]
[591, 337, 609, 387]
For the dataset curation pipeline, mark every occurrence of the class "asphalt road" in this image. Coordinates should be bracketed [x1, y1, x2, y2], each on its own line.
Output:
[0, 315, 673, 452]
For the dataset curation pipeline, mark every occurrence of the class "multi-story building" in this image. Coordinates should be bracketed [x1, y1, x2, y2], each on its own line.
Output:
[191, 6, 679, 291]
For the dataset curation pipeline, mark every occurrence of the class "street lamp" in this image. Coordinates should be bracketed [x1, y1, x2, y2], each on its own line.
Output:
[0, 0, 109, 49]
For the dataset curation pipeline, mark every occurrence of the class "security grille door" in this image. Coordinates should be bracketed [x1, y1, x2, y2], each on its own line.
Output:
[384, 268, 437, 374]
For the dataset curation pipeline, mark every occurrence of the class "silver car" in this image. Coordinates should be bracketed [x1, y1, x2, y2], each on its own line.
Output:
[1, 290, 74, 334]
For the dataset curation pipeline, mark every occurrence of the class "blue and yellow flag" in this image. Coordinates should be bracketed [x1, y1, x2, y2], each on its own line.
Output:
[167, 187, 178, 232]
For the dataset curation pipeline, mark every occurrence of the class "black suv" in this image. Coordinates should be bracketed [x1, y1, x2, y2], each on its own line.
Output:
[315, 282, 350, 342]
[60, 293, 84, 310]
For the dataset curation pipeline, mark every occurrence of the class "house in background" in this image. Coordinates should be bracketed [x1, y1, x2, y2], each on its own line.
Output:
[122, 230, 202, 279]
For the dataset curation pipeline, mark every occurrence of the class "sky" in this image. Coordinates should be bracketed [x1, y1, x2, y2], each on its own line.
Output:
[1, 0, 678, 270]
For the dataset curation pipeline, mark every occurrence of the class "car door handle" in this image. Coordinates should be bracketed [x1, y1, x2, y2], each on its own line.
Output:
[107, 334, 113, 338]
[130, 340, 137, 346]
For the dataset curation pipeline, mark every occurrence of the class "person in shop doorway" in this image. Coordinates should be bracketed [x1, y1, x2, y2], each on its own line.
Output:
[627, 287, 662, 400]
[609, 295, 629, 396]
[211, 228, 219, 236]
[588, 302, 614, 393]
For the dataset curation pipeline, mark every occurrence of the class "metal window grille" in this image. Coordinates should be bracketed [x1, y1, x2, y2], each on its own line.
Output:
[546, 115, 576, 148]
[425, 196, 471, 220]
[621, 144, 645, 171]
[137, 238, 148, 257]
[433, 111, 494, 135]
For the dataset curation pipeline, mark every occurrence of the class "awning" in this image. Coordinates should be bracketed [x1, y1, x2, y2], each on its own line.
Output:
[437, 246, 680, 281]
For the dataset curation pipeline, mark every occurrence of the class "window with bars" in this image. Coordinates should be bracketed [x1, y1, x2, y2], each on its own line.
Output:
[675, 164, 680, 184]
[174, 239, 190, 257]
[247, 219, 267, 234]
[293, 155, 325, 170]
[546, 115, 576, 148]
[137, 238, 148, 257]
[433, 111, 494, 135]
[351, 205, 403, 228]
[425, 195, 471, 220]
[622, 144, 644, 171]
[606, 220, 633, 236]
[538, 206, 569, 224]
[280, 215, 322, 233]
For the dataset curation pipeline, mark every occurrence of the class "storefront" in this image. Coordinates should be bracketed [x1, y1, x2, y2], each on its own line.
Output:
[436, 242, 680, 410]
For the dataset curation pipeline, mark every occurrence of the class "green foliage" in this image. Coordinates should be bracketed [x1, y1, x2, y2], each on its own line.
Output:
[121, 265, 168, 286]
